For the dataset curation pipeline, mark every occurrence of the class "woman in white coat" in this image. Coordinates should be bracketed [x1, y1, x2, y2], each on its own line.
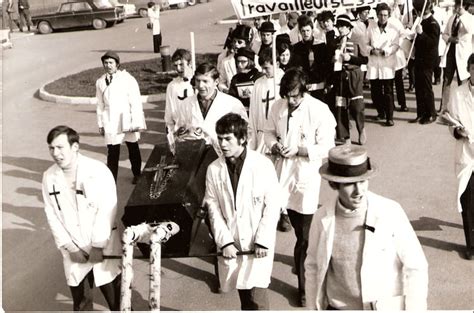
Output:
[264, 68, 336, 307]
[447, 53, 474, 260]
[204, 113, 281, 309]
[42, 126, 122, 311]
[147, 1, 161, 53]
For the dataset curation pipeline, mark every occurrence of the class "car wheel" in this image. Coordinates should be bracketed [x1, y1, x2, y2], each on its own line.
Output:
[139, 8, 148, 17]
[92, 18, 107, 30]
[37, 21, 52, 34]
[177, 2, 187, 9]
[188, 0, 196, 5]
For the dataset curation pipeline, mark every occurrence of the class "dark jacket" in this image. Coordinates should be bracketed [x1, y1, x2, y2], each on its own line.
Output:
[414, 15, 440, 68]
[228, 67, 264, 110]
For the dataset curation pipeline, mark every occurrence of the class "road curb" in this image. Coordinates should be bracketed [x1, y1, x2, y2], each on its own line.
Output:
[38, 85, 166, 105]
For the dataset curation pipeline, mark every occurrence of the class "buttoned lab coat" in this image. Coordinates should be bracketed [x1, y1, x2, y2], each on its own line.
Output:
[96, 70, 146, 145]
[148, 7, 161, 35]
[447, 81, 474, 212]
[42, 154, 121, 287]
[204, 150, 281, 292]
[441, 12, 474, 82]
[248, 70, 284, 154]
[175, 91, 248, 150]
[366, 22, 400, 80]
[164, 76, 194, 133]
[264, 94, 336, 214]
[305, 192, 429, 310]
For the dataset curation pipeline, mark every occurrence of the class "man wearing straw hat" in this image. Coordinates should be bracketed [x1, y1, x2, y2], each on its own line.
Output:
[305, 144, 428, 310]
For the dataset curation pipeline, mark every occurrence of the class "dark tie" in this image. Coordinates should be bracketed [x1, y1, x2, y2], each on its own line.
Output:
[378, 23, 386, 33]
[363, 20, 369, 28]
[452, 15, 460, 38]
[105, 74, 113, 86]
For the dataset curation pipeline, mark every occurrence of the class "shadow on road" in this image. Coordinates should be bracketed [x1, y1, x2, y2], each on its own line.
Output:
[417, 235, 465, 256]
[411, 216, 463, 231]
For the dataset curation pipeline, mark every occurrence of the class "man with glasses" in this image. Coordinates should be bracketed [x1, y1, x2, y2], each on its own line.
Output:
[264, 68, 336, 307]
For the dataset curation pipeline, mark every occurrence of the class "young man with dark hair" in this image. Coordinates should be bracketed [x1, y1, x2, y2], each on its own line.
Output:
[176, 62, 247, 153]
[96, 51, 146, 184]
[42, 125, 122, 311]
[165, 48, 194, 136]
[264, 68, 336, 307]
[204, 113, 281, 310]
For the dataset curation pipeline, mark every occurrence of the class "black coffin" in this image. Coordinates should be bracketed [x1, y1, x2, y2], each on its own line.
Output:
[122, 140, 218, 257]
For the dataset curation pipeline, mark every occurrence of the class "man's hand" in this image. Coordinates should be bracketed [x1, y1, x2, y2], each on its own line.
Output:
[88, 247, 104, 263]
[69, 249, 89, 263]
[416, 24, 423, 35]
[255, 246, 268, 258]
[280, 145, 298, 158]
[456, 126, 469, 138]
[448, 36, 459, 44]
[222, 245, 239, 259]
[271, 143, 284, 156]
[99, 127, 105, 136]
[342, 53, 351, 62]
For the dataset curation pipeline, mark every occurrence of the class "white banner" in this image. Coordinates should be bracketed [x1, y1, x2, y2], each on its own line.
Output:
[231, 0, 386, 19]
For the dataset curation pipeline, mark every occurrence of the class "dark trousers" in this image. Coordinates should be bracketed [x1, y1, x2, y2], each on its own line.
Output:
[414, 65, 436, 119]
[370, 79, 394, 121]
[238, 287, 269, 310]
[107, 141, 142, 181]
[443, 44, 461, 86]
[460, 172, 474, 253]
[7, 12, 20, 31]
[153, 33, 162, 53]
[287, 209, 314, 297]
[433, 56, 442, 82]
[18, 8, 32, 30]
[336, 97, 365, 140]
[69, 271, 121, 311]
[407, 59, 415, 88]
[394, 69, 407, 108]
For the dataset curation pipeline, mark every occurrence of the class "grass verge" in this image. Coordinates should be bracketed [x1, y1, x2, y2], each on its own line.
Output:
[44, 53, 219, 97]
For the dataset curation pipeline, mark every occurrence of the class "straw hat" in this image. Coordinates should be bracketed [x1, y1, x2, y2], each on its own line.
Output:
[320, 145, 377, 183]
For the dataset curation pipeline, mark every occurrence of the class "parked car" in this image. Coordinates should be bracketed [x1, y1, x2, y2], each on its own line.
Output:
[32, 0, 124, 34]
[124, 0, 195, 18]
[109, 0, 137, 19]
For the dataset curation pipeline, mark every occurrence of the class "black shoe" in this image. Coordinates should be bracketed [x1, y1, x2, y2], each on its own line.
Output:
[409, 116, 422, 123]
[385, 120, 394, 127]
[277, 213, 292, 232]
[465, 250, 474, 260]
[132, 176, 139, 184]
[420, 116, 437, 125]
[375, 114, 386, 121]
[299, 294, 306, 307]
[398, 106, 409, 112]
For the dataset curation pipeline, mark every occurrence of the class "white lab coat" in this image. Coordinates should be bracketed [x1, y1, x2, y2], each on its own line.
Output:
[218, 53, 237, 91]
[42, 154, 121, 287]
[96, 70, 146, 145]
[447, 81, 474, 212]
[440, 12, 474, 82]
[367, 22, 400, 80]
[248, 69, 284, 153]
[164, 76, 194, 133]
[305, 192, 429, 310]
[148, 7, 161, 35]
[204, 150, 281, 292]
[264, 93, 336, 214]
[175, 91, 248, 150]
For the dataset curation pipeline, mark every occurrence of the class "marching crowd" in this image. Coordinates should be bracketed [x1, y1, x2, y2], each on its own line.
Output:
[39, 0, 474, 310]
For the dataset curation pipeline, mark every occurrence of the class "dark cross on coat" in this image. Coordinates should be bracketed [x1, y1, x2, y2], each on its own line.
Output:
[144, 155, 179, 199]
[262, 90, 275, 119]
[49, 185, 61, 211]
[177, 89, 188, 101]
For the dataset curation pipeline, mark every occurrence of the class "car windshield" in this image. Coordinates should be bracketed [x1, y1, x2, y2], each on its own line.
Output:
[93, 0, 114, 8]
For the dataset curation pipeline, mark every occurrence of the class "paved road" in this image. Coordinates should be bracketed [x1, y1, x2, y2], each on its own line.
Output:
[2, 1, 473, 310]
